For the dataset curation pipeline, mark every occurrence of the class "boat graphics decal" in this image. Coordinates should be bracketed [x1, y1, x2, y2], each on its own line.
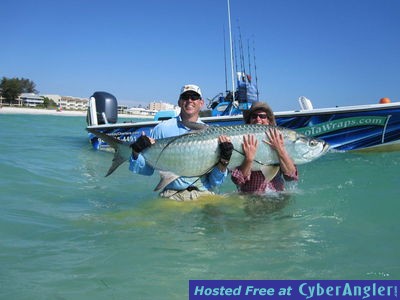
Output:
[296, 116, 389, 137]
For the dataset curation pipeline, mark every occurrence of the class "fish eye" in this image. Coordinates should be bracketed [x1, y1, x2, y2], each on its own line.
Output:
[309, 139, 318, 147]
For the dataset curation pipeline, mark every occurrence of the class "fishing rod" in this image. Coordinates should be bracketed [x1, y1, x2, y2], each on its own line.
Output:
[227, 0, 235, 95]
[223, 26, 228, 93]
[237, 20, 246, 79]
[234, 38, 238, 83]
[253, 37, 260, 101]
[247, 39, 252, 80]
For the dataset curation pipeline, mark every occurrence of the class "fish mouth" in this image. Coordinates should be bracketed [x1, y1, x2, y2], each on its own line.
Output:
[322, 141, 331, 153]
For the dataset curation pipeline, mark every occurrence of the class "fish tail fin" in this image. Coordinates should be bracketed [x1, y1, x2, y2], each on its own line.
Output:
[87, 128, 130, 176]
[154, 171, 180, 191]
[105, 152, 127, 177]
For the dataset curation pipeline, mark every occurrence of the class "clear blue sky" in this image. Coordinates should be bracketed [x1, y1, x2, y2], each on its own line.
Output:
[2, 0, 399, 111]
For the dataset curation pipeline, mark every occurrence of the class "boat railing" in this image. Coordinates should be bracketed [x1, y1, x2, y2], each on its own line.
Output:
[207, 92, 225, 109]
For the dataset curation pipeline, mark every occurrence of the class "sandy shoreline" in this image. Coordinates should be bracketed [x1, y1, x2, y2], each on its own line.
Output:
[0, 106, 87, 116]
[0, 106, 152, 119]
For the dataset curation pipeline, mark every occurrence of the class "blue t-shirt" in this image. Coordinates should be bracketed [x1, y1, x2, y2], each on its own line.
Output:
[129, 116, 227, 191]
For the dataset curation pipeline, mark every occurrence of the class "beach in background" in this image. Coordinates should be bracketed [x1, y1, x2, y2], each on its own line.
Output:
[0, 106, 150, 119]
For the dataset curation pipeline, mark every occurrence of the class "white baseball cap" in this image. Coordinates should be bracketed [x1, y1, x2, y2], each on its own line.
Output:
[180, 84, 202, 98]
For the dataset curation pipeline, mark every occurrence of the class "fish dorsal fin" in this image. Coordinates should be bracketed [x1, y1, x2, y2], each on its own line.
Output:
[154, 171, 181, 191]
[178, 120, 208, 131]
[260, 165, 280, 182]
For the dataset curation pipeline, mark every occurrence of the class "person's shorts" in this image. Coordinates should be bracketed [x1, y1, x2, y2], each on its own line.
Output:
[159, 189, 214, 201]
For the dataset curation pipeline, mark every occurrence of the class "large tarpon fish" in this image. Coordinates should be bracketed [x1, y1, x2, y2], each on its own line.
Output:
[87, 124, 329, 190]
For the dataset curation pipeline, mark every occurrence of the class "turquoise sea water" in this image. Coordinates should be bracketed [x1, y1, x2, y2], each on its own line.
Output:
[0, 114, 399, 299]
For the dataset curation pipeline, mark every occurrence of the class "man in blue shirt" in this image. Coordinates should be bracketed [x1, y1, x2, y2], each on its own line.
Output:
[129, 84, 233, 201]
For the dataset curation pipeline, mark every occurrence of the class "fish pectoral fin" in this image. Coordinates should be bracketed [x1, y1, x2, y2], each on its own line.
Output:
[260, 165, 280, 182]
[154, 171, 180, 191]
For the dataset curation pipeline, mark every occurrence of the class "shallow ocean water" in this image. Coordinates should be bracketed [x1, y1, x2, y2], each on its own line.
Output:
[0, 114, 399, 299]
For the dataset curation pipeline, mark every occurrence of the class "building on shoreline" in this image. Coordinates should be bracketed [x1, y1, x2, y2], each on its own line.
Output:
[149, 101, 178, 111]
[0, 93, 89, 110]
[125, 107, 157, 117]
[20, 93, 45, 107]
[1, 93, 45, 107]
[1, 93, 178, 117]
[43, 94, 89, 110]
[118, 101, 178, 117]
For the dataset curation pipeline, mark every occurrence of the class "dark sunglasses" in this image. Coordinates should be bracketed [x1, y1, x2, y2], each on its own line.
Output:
[180, 93, 201, 101]
[251, 113, 268, 119]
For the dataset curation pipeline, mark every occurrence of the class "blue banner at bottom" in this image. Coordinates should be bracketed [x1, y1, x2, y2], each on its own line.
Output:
[189, 280, 399, 300]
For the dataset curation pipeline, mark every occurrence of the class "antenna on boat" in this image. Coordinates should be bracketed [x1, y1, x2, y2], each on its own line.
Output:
[227, 0, 236, 98]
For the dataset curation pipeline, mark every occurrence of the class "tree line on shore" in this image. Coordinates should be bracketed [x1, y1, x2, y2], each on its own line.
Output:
[0, 77, 57, 108]
[1, 77, 37, 101]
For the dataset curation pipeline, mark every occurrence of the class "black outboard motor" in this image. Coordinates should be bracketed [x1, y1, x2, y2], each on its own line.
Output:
[88, 91, 118, 125]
